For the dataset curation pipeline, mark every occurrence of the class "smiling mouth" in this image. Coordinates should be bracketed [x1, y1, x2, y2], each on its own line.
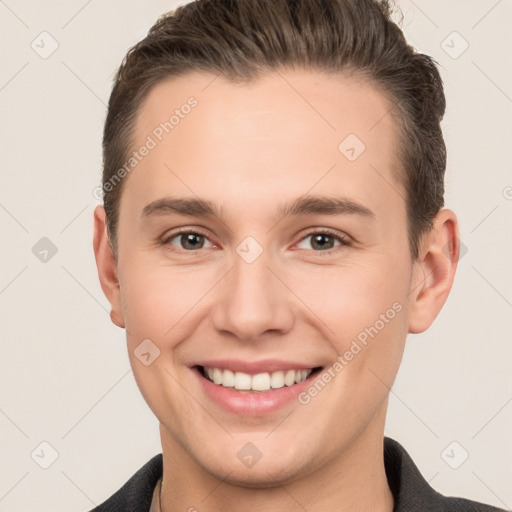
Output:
[196, 365, 323, 393]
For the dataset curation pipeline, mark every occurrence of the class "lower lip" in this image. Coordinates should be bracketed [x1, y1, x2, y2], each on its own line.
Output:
[194, 367, 319, 416]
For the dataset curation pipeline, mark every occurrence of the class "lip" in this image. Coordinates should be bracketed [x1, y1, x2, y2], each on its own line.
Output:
[191, 362, 322, 416]
[193, 359, 318, 374]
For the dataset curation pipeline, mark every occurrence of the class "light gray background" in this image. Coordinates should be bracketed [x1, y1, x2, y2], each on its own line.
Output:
[0, 1, 511, 511]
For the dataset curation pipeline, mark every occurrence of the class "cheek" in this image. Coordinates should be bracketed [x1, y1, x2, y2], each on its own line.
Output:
[118, 260, 207, 422]
[119, 259, 214, 344]
[288, 255, 410, 333]
[290, 256, 410, 395]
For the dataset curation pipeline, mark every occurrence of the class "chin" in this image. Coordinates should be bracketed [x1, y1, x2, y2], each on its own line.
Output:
[195, 447, 314, 489]
[206, 462, 302, 489]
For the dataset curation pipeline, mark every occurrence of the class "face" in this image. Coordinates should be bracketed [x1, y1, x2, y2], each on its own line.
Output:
[100, 69, 422, 485]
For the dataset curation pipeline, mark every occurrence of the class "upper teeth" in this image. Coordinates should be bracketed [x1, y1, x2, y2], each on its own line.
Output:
[204, 367, 313, 391]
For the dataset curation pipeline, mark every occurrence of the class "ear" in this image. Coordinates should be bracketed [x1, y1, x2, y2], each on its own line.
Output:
[93, 205, 125, 329]
[408, 209, 460, 334]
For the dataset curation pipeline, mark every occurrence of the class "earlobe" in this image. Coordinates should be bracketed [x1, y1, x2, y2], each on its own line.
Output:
[408, 209, 460, 334]
[93, 205, 125, 329]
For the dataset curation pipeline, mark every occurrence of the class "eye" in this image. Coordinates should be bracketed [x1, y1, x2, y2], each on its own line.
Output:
[296, 229, 352, 253]
[161, 228, 351, 254]
[162, 230, 216, 251]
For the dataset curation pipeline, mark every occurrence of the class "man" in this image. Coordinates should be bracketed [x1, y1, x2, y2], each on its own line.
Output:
[91, 0, 505, 510]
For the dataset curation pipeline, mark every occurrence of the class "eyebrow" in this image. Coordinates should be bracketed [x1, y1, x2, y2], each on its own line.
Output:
[140, 195, 375, 221]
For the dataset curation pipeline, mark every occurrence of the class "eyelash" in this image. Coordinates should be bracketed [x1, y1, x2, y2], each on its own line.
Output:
[161, 228, 352, 255]
[297, 228, 353, 255]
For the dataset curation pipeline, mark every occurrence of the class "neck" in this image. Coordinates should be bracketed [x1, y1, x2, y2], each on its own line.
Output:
[158, 409, 394, 512]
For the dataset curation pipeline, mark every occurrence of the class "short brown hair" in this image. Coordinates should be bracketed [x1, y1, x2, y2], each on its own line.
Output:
[102, 0, 446, 260]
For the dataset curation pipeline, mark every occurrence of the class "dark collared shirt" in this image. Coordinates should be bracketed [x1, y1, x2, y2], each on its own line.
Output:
[88, 437, 506, 511]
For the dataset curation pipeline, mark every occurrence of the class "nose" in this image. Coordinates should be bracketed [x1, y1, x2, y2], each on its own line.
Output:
[211, 248, 295, 342]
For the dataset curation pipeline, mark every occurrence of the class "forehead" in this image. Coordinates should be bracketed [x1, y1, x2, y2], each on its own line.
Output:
[136, 68, 398, 153]
[124, 68, 403, 221]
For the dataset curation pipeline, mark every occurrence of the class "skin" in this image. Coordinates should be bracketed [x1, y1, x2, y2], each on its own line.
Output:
[93, 69, 459, 511]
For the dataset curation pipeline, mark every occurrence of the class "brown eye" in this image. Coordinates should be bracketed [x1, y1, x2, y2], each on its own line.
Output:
[310, 233, 336, 250]
[296, 230, 351, 253]
[163, 230, 214, 251]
